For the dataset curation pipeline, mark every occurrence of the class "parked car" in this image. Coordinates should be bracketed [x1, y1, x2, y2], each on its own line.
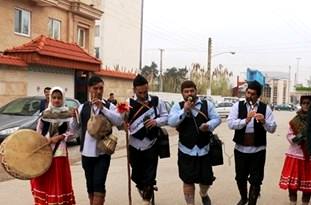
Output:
[274, 104, 294, 111]
[0, 96, 80, 144]
[215, 102, 233, 118]
[197, 95, 216, 105]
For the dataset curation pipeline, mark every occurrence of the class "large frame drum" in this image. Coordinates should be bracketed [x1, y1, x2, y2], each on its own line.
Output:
[0, 129, 52, 180]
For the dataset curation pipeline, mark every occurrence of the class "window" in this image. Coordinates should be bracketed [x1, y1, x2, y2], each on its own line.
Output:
[77, 27, 86, 48]
[14, 8, 30, 36]
[95, 47, 100, 58]
[48, 18, 61, 40]
[95, 25, 100, 37]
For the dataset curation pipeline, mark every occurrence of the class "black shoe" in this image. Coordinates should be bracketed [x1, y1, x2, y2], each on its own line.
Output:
[202, 195, 211, 205]
[236, 198, 248, 205]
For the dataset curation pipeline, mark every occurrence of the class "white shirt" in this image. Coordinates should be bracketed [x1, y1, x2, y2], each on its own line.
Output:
[227, 100, 277, 153]
[128, 95, 168, 151]
[73, 100, 123, 157]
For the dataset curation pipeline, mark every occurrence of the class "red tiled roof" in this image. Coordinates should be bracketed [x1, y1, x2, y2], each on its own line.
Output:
[96, 69, 136, 80]
[4, 35, 101, 72]
[0, 55, 27, 68]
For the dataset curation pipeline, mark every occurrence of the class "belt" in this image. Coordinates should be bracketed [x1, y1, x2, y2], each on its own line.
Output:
[243, 133, 255, 146]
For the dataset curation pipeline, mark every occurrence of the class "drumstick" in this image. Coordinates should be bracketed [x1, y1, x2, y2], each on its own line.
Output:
[75, 109, 80, 124]
[27, 142, 50, 157]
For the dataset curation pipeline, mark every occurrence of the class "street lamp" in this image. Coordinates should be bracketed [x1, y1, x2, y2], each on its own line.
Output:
[212, 51, 236, 58]
[207, 51, 235, 96]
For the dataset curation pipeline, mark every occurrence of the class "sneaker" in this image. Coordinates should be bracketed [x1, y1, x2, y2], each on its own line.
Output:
[202, 195, 211, 205]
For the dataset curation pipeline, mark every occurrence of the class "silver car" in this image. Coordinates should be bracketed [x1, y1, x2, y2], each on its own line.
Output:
[215, 102, 233, 118]
[0, 96, 80, 144]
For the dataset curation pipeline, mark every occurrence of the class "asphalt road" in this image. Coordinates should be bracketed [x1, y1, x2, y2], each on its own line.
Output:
[0, 111, 300, 204]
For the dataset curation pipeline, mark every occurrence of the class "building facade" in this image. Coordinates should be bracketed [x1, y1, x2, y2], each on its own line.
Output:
[94, 0, 142, 70]
[0, 0, 102, 54]
[0, 0, 139, 106]
[265, 72, 289, 105]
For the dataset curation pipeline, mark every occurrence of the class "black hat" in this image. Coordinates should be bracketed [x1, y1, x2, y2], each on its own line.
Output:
[133, 74, 148, 87]
[88, 75, 103, 87]
[247, 81, 262, 97]
[300, 95, 311, 105]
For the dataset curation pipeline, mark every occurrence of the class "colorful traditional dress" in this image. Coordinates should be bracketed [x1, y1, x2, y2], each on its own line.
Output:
[30, 87, 76, 205]
[279, 111, 311, 192]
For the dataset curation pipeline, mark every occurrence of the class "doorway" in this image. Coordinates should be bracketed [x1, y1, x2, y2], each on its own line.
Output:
[74, 70, 89, 103]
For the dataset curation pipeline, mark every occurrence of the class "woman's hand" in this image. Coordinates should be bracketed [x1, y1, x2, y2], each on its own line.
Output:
[48, 135, 65, 144]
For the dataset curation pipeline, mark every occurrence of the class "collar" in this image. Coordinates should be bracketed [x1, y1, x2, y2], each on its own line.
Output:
[89, 99, 107, 108]
[244, 99, 260, 106]
[183, 97, 202, 105]
[195, 98, 203, 105]
[133, 94, 151, 102]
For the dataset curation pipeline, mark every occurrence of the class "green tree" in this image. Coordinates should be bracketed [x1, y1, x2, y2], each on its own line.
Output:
[211, 64, 233, 96]
[140, 62, 159, 91]
[190, 63, 209, 94]
[163, 67, 188, 92]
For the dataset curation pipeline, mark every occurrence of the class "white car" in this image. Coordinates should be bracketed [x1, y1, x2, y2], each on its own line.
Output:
[215, 102, 233, 118]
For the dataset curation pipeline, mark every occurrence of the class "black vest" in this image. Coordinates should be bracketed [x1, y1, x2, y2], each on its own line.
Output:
[233, 101, 267, 146]
[128, 96, 159, 140]
[41, 120, 68, 136]
[177, 100, 212, 149]
[80, 100, 111, 151]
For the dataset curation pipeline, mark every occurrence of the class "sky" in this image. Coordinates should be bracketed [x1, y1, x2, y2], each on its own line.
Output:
[142, 0, 311, 85]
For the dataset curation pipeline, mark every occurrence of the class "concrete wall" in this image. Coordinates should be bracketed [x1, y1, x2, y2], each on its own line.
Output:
[95, 0, 141, 70]
[26, 67, 75, 98]
[0, 66, 27, 106]
[101, 76, 134, 101]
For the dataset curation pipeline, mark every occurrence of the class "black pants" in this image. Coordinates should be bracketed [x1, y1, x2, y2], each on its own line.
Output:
[129, 145, 159, 189]
[234, 149, 266, 186]
[178, 150, 215, 185]
[82, 154, 111, 194]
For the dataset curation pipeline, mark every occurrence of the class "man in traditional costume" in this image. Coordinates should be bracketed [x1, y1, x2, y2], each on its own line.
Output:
[72, 75, 123, 205]
[227, 81, 277, 205]
[168, 80, 221, 205]
[127, 74, 168, 205]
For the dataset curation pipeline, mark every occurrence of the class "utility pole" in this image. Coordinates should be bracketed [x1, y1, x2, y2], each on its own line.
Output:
[159, 48, 164, 92]
[288, 66, 291, 103]
[295, 57, 301, 86]
[236, 75, 240, 97]
[139, 0, 144, 70]
[207, 37, 212, 96]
